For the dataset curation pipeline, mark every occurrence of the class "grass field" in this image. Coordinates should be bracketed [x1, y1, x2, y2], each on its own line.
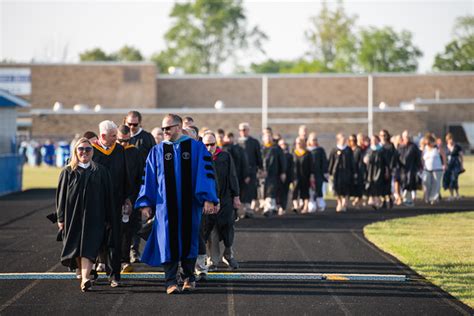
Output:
[364, 211, 474, 308]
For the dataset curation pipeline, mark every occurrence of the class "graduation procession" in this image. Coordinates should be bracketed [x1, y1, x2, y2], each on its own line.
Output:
[52, 110, 467, 294]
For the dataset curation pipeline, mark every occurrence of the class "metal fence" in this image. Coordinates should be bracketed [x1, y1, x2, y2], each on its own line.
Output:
[0, 154, 23, 196]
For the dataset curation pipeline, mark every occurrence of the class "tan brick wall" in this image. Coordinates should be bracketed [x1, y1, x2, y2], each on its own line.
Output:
[1, 64, 471, 145]
[157, 77, 262, 107]
[0, 63, 157, 109]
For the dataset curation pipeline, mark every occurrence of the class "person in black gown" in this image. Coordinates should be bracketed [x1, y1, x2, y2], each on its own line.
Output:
[348, 134, 365, 209]
[364, 135, 390, 209]
[56, 137, 114, 292]
[328, 133, 354, 212]
[292, 137, 313, 214]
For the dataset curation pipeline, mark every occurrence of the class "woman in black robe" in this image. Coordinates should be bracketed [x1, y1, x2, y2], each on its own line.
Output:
[379, 129, 397, 208]
[328, 133, 354, 212]
[348, 135, 365, 209]
[397, 131, 422, 206]
[364, 135, 389, 209]
[443, 133, 464, 200]
[292, 137, 313, 214]
[56, 137, 114, 292]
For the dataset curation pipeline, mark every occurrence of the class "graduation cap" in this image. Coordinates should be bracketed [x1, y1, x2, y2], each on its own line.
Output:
[46, 212, 58, 224]
[137, 217, 154, 241]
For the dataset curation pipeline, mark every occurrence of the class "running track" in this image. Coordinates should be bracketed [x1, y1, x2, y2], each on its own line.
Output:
[0, 189, 472, 315]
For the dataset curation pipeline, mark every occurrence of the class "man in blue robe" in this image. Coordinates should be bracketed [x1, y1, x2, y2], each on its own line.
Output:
[135, 114, 218, 294]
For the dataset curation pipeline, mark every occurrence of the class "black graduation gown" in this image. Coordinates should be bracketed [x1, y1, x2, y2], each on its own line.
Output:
[56, 165, 114, 268]
[310, 147, 328, 197]
[328, 146, 354, 196]
[202, 150, 239, 247]
[292, 151, 312, 200]
[278, 152, 294, 208]
[365, 148, 389, 196]
[124, 144, 145, 204]
[222, 143, 249, 187]
[91, 142, 130, 279]
[382, 142, 398, 195]
[397, 142, 422, 191]
[130, 129, 156, 162]
[351, 146, 366, 198]
[262, 144, 286, 199]
[238, 136, 263, 203]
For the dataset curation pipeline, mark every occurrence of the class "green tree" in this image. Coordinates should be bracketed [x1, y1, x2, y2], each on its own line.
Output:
[305, 0, 358, 72]
[79, 48, 115, 61]
[112, 45, 144, 61]
[357, 26, 422, 72]
[250, 59, 296, 73]
[158, 0, 267, 74]
[433, 15, 474, 71]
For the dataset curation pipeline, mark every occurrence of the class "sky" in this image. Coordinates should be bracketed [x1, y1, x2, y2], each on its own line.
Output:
[1, 0, 473, 73]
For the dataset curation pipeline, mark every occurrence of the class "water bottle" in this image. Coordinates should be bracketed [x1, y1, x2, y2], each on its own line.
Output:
[122, 205, 130, 223]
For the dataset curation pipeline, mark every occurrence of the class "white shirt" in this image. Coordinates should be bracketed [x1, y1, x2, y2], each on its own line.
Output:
[78, 162, 91, 169]
[423, 147, 443, 171]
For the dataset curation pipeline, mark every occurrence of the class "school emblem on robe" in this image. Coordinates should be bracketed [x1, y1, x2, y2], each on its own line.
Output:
[165, 153, 173, 161]
[182, 152, 190, 160]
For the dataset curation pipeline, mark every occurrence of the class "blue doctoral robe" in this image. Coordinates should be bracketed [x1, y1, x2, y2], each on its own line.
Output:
[135, 136, 218, 266]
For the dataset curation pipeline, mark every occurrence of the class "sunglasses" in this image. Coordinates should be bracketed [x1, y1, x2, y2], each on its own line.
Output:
[204, 143, 216, 147]
[77, 147, 93, 153]
[126, 122, 139, 127]
[118, 139, 130, 143]
[161, 124, 179, 132]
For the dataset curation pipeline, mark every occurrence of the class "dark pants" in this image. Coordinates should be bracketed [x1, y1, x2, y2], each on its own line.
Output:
[99, 242, 121, 281]
[198, 219, 207, 255]
[121, 221, 132, 264]
[130, 209, 142, 255]
[163, 259, 196, 287]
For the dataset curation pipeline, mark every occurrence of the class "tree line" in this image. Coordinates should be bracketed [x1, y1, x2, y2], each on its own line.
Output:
[79, 0, 474, 74]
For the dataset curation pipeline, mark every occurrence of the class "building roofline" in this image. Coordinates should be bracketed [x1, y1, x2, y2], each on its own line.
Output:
[157, 71, 474, 80]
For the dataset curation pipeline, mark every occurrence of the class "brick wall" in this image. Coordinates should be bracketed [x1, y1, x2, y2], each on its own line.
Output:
[0, 63, 157, 108]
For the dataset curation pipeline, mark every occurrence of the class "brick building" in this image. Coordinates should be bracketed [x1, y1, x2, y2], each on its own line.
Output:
[0, 63, 473, 149]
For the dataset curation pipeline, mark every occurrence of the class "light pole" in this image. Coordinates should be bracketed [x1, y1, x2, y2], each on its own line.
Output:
[368, 74, 374, 137]
[262, 75, 268, 131]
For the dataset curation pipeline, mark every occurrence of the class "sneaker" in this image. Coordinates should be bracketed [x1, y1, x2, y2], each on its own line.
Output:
[110, 280, 120, 288]
[244, 211, 254, 219]
[130, 250, 141, 263]
[121, 263, 133, 273]
[182, 279, 196, 292]
[166, 284, 181, 294]
[277, 208, 286, 216]
[223, 256, 239, 270]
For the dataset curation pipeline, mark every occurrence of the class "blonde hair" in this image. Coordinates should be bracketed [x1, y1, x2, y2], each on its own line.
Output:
[67, 137, 97, 171]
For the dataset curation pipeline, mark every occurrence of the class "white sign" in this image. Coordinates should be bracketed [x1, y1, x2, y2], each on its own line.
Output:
[0, 68, 31, 95]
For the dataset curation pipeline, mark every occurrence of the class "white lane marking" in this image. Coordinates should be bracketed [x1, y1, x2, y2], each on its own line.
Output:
[288, 232, 352, 316]
[0, 272, 407, 281]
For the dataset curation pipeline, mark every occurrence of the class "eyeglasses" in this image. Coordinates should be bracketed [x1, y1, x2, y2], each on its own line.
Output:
[126, 122, 139, 127]
[204, 143, 216, 147]
[77, 147, 93, 153]
[161, 124, 179, 132]
[118, 139, 130, 143]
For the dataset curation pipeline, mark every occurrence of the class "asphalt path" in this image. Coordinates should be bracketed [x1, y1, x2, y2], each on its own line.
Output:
[0, 189, 472, 315]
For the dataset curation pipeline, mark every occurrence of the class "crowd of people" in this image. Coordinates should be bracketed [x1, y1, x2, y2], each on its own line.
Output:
[55, 110, 466, 294]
